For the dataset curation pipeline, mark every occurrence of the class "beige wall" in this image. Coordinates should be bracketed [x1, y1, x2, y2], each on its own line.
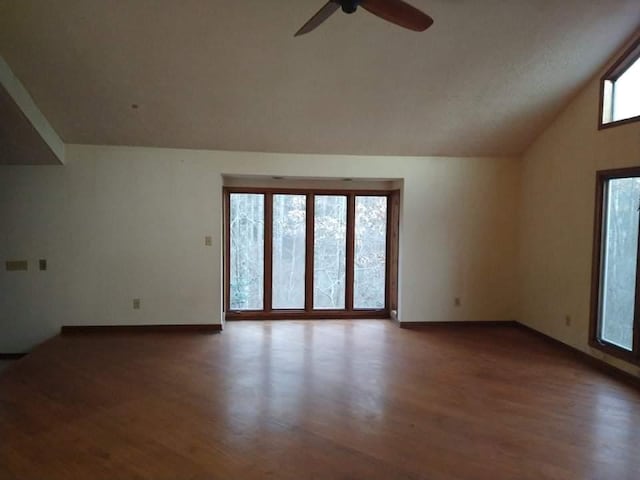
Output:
[518, 43, 640, 377]
[0, 146, 520, 352]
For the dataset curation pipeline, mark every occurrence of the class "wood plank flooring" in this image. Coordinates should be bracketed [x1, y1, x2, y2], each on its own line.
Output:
[1, 321, 640, 479]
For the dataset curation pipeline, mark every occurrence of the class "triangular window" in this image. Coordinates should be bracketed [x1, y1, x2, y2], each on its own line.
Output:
[600, 36, 640, 128]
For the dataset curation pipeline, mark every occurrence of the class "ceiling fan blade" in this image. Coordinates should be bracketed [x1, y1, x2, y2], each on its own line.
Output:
[295, 1, 341, 37]
[360, 0, 434, 32]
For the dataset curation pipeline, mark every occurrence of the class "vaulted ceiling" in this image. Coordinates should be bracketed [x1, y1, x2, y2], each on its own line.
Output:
[0, 0, 638, 157]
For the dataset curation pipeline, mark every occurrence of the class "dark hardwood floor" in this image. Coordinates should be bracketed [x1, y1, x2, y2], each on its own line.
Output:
[1, 321, 639, 479]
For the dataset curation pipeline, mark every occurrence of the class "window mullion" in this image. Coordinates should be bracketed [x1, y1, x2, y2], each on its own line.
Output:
[384, 194, 392, 312]
[224, 191, 231, 312]
[264, 193, 273, 313]
[305, 193, 314, 312]
[345, 194, 355, 311]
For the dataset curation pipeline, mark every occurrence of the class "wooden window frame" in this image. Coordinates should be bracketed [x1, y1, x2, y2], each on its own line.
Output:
[589, 167, 640, 365]
[598, 35, 640, 130]
[224, 187, 400, 320]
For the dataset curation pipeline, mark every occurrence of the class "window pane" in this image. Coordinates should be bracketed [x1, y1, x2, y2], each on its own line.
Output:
[354, 196, 387, 309]
[600, 178, 640, 350]
[613, 56, 640, 122]
[230, 194, 264, 310]
[313, 195, 347, 309]
[272, 195, 306, 309]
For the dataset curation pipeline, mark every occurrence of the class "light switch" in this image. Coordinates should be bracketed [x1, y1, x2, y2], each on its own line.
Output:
[205, 235, 212, 246]
[39, 259, 47, 271]
[6, 260, 28, 271]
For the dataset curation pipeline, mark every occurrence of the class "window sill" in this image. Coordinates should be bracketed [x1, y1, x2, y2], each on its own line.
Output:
[598, 114, 640, 130]
[589, 339, 640, 366]
[226, 310, 390, 321]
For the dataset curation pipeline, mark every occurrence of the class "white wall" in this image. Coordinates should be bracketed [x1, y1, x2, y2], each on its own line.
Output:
[518, 39, 640, 377]
[0, 145, 520, 352]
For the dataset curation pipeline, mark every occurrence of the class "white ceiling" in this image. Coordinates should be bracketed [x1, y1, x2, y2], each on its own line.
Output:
[0, 0, 639, 157]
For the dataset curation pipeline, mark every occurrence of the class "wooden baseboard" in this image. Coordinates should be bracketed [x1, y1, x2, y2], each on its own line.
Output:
[0, 353, 28, 360]
[54, 320, 639, 389]
[514, 322, 640, 390]
[397, 319, 640, 389]
[61, 324, 223, 334]
[399, 320, 518, 328]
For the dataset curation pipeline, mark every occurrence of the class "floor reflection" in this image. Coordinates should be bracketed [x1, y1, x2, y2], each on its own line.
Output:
[223, 321, 391, 440]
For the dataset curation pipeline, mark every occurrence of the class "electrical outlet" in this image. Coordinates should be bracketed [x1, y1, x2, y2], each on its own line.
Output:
[565, 315, 571, 327]
[454, 297, 461, 307]
[133, 298, 141, 310]
[205, 235, 212, 246]
[39, 259, 47, 271]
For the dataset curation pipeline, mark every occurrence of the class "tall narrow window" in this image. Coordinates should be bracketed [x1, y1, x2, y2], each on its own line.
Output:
[225, 187, 399, 319]
[354, 196, 387, 309]
[229, 193, 264, 310]
[272, 194, 306, 309]
[313, 195, 347, 310]
[600, 178, 640, 350]
[591, 168, 640, 363]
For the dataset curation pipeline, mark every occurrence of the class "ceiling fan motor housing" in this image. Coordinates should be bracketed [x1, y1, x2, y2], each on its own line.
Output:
[341, 0, 359, 14]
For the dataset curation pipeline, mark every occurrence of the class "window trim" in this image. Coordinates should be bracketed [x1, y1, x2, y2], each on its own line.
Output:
[598, 35, 640, 130]
[589, 167, 640, 365]
[223, 186, 399, 320]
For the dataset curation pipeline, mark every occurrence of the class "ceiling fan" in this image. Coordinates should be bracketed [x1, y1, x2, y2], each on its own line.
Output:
[295, 0, 433, 36]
